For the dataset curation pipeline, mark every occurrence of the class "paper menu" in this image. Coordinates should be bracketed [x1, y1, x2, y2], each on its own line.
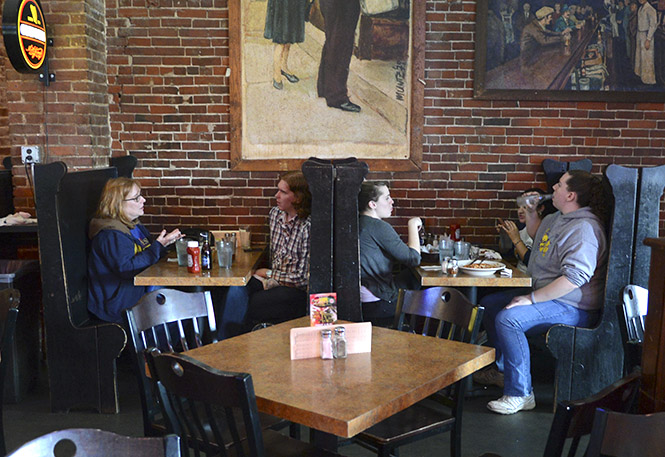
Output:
[290, 322, 372, 360]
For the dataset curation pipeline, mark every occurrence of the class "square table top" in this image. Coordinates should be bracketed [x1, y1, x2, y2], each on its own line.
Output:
[134, 248, 264, 287]
[416, 262, 532, 288]
[184, 317, 495, 438]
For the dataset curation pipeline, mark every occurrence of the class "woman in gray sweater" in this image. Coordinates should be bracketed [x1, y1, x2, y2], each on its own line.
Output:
[358, 181, 422, 327]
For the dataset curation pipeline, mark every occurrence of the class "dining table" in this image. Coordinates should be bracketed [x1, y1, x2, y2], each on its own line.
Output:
[183, 316, 495, 450]
[415, 261, 532, 304]
[134, 247, 265, 287]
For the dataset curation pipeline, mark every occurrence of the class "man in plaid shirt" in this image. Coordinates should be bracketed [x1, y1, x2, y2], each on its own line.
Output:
[217, 171, 311, 338]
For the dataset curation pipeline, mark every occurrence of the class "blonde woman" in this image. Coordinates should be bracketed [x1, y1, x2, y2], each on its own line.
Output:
[87, 177, 182, 323]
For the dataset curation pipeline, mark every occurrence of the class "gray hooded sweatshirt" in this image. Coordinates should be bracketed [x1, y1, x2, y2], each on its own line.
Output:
[527, 207, 607, 311]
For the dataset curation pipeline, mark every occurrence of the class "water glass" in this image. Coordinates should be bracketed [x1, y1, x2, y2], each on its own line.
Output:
[175, 238, 189, 267]
[454, 241, 470, 260]
[439, 239, 455, 264]
[216, 240, 233, 269]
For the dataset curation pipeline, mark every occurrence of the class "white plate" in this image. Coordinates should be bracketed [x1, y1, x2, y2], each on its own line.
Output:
[459, 261, 505, 277]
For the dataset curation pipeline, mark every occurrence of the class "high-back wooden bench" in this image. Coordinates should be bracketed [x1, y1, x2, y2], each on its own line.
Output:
[546, 164, 665, 404]
[34, 157, 136, 413]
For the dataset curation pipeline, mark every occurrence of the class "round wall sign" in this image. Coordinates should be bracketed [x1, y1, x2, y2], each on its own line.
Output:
[2, 0, 48, 73]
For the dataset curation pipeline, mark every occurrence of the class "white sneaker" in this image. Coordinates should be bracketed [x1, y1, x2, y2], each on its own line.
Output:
[473, 367, 504, 387]
[487, 393, 536, 415]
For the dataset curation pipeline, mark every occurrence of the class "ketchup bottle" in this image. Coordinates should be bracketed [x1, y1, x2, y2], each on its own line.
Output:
[186, 241, 201, 274]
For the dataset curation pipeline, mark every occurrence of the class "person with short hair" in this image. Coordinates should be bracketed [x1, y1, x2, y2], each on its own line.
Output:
[358, 181, 422, 327]
[478, 170, 611, 414]
[87, 177, 182, 323]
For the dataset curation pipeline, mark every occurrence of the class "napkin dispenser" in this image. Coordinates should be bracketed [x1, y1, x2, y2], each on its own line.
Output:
[290, 322, 372, 360]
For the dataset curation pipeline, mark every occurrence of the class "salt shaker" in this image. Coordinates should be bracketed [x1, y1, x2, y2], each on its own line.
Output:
[320, 329, 333, 360]
[333, 326, 347, 359]
[446, 258, 459, 276]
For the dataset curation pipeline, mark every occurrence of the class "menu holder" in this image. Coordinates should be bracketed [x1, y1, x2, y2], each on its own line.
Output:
[290, 322, 372, 360]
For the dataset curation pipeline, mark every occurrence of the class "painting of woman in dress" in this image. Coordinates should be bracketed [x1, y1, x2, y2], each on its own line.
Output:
[264, 0, 309, 90]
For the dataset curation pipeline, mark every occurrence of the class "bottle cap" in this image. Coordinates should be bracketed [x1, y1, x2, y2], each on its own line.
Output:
[187, 240, 199, 248]
[334, 326, 345, 334]
[321, 329, 332, 337]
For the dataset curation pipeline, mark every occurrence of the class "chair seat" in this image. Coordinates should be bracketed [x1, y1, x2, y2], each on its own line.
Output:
[359, 399, 455, 446]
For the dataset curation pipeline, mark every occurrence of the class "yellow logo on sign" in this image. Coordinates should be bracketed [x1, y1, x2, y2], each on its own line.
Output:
[27, 5, 41, 25]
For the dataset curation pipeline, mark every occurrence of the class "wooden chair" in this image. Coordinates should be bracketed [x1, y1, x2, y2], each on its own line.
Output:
[0, 288, 20, 456]
[546, 164, 665, 404]
[145, 349, 342, 457]
[34, 161, 132, 413]
[6, 428, 181, 457]
[479, 370, 640, 457]
[125, 289, 219, 436]
[542, 158, 593, 193]
[354, 287, 484, 457]
[586, 409, 665, 457]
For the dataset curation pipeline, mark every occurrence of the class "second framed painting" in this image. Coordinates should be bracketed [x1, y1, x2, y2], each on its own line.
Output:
[229, 0, 425, 171]
[474, 0, 665, 102]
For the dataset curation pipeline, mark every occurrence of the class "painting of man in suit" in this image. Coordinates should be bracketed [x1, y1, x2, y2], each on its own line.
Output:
[233, 0, 418, 167]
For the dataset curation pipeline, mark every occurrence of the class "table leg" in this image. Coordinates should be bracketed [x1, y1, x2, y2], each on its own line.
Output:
[309, 428, 339, 451]
[464, 286, 477, 305]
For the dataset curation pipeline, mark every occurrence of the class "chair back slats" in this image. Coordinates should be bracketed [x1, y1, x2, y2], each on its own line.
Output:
[542, 370, 640, 457]
[586, 409, 665, 457]
[126, 289, 218, 437]
[146, 350, 267, 457]
[397, 287, 481, 344]
[6, 428, 181, 457]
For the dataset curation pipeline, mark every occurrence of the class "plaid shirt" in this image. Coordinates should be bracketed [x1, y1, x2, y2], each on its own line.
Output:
[269, 206, 311, 289]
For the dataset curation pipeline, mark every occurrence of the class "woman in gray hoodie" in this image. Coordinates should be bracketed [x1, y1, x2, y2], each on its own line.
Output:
[478, 170, 611, 415]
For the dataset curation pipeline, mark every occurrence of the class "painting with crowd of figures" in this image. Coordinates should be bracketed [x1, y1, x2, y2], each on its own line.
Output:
[474, 0, 665, 101]
[228, 0, 425, 171]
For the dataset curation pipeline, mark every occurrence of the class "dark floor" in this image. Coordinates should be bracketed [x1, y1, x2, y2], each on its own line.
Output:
[4, 344, 560, 457]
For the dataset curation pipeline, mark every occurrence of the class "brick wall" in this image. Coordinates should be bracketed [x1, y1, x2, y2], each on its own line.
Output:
[4, 0, 665, 246]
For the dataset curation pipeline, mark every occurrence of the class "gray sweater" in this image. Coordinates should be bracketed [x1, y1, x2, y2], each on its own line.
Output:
[528, 207, 607, 311]
[359, 215, 421, 303]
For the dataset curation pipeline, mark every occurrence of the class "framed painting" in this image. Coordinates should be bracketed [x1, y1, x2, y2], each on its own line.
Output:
[229, 0, 425, 171]
[474, 0, 665, 101]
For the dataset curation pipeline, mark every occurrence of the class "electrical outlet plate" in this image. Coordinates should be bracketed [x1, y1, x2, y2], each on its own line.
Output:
[21, 146, 40, 163]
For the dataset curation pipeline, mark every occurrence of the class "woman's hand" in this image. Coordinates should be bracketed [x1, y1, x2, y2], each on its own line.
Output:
[407, 217, 423, 251]
[156, 228, 183, 247]
[506, 295, 532, 309]
[408, 217, 423, 232]
[497, 218, 521, 244]
[254, 268, 270, 278]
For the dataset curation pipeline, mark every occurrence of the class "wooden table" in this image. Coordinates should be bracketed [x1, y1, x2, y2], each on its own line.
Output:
[184, 317, 494, 449]
[415, 262, 532, 303]
[134, 248, 264, 287]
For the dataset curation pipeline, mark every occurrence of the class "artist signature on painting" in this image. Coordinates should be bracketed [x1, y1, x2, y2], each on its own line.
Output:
[394, 61, 406, 101]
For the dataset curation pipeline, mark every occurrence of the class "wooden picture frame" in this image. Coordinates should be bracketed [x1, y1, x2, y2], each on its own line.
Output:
[474, 0, 665, 102]
[229, 0, 425, 172]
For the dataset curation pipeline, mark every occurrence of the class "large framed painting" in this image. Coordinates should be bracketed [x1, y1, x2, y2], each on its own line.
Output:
[474, 0, 665, 101]
[229, 0, 425, 171]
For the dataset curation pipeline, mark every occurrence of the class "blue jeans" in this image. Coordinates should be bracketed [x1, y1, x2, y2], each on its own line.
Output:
[480, 289, 599, 397]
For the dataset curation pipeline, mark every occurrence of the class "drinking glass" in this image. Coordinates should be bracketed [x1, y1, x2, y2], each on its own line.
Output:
[454, 241, 470, 260]
[175, 238, 189, 267]
[439, 239, 455, 264]
[216, 240, 233, 269]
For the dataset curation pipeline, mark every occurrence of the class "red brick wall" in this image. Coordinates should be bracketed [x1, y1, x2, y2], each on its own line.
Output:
[5, 0, 665, 246]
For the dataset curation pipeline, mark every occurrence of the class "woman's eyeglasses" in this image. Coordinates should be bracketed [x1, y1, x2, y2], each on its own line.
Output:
[123, 194, 142, 202]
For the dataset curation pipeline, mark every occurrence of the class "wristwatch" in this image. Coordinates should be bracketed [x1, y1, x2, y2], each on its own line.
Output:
[266, 269, 273, 279]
